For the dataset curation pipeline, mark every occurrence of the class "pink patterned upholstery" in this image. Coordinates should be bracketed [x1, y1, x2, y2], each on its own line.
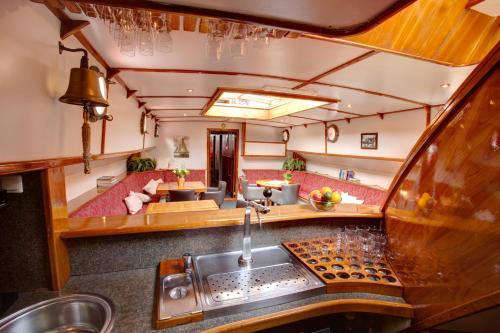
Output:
[69, 169, 207, 218]
[243, 169, 386, 206]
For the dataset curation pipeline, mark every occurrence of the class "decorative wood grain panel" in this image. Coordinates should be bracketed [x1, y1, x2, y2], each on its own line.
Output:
[334, 0, 500, 66]
[383, 44, 499, 329]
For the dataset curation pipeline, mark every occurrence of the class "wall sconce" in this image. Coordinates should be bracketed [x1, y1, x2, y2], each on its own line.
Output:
[58, 42, 111, 174]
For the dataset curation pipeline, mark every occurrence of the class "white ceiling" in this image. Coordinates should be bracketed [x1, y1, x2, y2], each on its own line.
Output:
[67, 9, 476, 127]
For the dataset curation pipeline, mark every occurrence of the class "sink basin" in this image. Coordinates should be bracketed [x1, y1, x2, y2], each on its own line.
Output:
[0, 294, 114, 333]
[158, 272, 202, 321]
[193, 245, 325, 318]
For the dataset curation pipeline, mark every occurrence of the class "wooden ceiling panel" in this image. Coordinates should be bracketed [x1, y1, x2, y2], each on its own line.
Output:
[319, 52, 476, 106]
[292, 108, 353, 121]
[152, 109, 202, 117]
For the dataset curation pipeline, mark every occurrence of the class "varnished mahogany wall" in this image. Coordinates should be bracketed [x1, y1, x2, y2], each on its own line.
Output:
[383, 44, 499, 331]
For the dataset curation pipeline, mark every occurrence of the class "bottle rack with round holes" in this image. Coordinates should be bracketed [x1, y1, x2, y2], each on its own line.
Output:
[283, 239, 403, 297]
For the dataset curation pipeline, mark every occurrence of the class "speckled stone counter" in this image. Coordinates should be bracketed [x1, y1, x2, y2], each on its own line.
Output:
[7, 268, 407, 333]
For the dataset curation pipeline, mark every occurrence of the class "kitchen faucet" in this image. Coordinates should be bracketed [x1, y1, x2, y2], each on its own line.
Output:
[238, 200, 270, 266]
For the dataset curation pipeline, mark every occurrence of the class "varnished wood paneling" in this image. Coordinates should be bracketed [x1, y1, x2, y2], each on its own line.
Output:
[383, 45, 499, 329]
[203, 299, 413, 333]
[58, 204, 382, 239]
[332, 0, 500, 66]
[42, 167, 70, 290]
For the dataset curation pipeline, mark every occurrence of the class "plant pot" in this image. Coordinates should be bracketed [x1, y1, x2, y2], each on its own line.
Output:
[177, 177, 185, 188]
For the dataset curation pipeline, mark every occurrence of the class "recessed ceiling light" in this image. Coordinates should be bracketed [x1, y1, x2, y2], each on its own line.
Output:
[183, 113, 187, 117]
[440, 83, 450, 88]
[347, 104, 352, 108]
[187, 89, 193, 93]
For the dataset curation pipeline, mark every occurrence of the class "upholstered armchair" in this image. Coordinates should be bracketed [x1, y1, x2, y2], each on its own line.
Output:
[201, 181, 227, 207]
[169, 189, 196, 202]
[240, 177, 266, 201]
[271, 184, 300, 205]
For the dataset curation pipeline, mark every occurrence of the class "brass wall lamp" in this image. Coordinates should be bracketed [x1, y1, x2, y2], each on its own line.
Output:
[58, 41, 112, 174]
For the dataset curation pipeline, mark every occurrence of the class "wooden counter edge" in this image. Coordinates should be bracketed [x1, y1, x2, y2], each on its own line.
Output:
[58, 206, 383, 239]
[202, 299, 414, 333]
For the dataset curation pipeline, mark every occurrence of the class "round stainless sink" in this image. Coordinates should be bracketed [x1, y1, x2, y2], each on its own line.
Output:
[0, 293, 114, 333]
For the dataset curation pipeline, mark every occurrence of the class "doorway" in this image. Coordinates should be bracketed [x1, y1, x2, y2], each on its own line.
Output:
[207, 129, 239, 198]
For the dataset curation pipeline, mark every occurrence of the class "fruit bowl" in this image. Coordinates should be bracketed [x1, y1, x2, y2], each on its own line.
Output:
[308, 196, 337, 211]
[308, 187, 342, 211]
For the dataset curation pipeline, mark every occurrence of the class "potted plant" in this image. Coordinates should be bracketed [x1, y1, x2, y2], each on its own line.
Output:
[283, 171, 293, 183]
[127, 157, 156, 172]
[172, 167, 190, 188]
[282, 157, 305, 172]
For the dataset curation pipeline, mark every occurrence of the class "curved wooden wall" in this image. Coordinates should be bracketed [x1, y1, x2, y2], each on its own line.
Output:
[382, 43, 499, 330]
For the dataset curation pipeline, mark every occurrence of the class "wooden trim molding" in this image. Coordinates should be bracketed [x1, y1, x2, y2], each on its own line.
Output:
[0, 147, 155, 176]
[293, 50, 377, 89]
[289, 149, 406, 162]
[41, 167, 70, 290]
[245, 140, 285, 144]
[203, 299, 413, 333]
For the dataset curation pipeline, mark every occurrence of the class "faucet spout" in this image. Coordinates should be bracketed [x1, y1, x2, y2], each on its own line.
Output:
[238, 201, 270, 267]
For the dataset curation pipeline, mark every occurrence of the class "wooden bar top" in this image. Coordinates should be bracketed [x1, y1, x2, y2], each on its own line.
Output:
[146, 200, 219, 214]
[57, 204, 382, 239]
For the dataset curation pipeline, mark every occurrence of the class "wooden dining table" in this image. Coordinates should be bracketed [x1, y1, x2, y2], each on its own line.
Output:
[256, 179, 288, 189]
[146, 200, 219, 214]
[156, 181, 207, 195]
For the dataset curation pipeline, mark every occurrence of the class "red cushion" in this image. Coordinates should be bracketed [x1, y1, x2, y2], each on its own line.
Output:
[70, 183, 129, 218]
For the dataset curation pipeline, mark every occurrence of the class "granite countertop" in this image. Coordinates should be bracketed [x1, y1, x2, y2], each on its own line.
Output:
[8, 268, 407, 333]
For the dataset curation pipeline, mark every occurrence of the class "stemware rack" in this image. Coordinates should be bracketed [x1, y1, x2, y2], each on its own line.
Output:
[283, 238, 403, 297]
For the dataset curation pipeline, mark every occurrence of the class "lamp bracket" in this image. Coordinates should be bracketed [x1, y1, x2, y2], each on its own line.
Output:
[58, 41, 89, 68]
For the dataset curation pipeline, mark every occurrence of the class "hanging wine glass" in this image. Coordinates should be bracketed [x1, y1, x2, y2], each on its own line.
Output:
[138, 10, 154, 56]
[155, 13, 173, 53]
[229, 23, 248, 58]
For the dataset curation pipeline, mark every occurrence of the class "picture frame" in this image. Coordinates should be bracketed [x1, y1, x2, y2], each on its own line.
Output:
[361, 132, 378, 149]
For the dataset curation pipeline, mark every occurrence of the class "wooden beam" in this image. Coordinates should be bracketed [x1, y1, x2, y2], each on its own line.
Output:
[424, 105, 431, 126]
[150, 108, 203, 111]
[320, 106, 362, 116]
[465, 0, 485, 8]
[289, 115, 324, 122]
[112, 67, 308, 84]
[115, 67, 425, 106]
[41, 167, 70, 290]
[126, 88, 138, 99]
[293, 50, 377, 89]
[63, 0, 82, 13]
[241, 122, 246, 156]
[286, 149, 406, 162]
[60, 19, 89, 40]
[138, 101, 146, 109]
[136, 95, 211, 99]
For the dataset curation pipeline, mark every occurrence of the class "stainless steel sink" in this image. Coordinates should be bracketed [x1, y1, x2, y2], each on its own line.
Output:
[158, 272, 202, 321]
[193, 245, 325, 318]
[0, 294, 114, 333]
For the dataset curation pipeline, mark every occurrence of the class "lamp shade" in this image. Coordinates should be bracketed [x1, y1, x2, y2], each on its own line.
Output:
[59, 67, 109, 107]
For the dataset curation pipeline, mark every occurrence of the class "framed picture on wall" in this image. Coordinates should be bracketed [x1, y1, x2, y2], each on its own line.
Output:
[361, 132, 378, 149]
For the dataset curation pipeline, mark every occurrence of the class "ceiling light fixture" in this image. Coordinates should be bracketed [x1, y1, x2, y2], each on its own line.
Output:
[347, 104, 352, 108]
[440, 83, 450, 88]
[203, 87, 339, 120]
[187, 89, 193, 93]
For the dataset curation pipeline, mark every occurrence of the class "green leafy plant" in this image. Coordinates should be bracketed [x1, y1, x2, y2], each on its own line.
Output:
[127, 157, 157, 172]
[283, 171, 293, 182]
[172, 167, 190, 178]
[282, 157, 305, 171]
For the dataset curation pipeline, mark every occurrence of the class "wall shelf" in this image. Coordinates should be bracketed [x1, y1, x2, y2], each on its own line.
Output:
[289, 150, 405, 163]
[0, 147, 156, 176]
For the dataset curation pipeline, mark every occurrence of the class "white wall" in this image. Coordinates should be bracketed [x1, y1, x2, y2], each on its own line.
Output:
[286, 109, 432, 188]
[327, 110, 426, 158]
[0, 0, 156, 200]
[152, 121, 285, 175]
[287, 123, 326, 153]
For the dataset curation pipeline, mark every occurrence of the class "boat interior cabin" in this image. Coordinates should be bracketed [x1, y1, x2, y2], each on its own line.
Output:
[0, 0, 499, 332]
